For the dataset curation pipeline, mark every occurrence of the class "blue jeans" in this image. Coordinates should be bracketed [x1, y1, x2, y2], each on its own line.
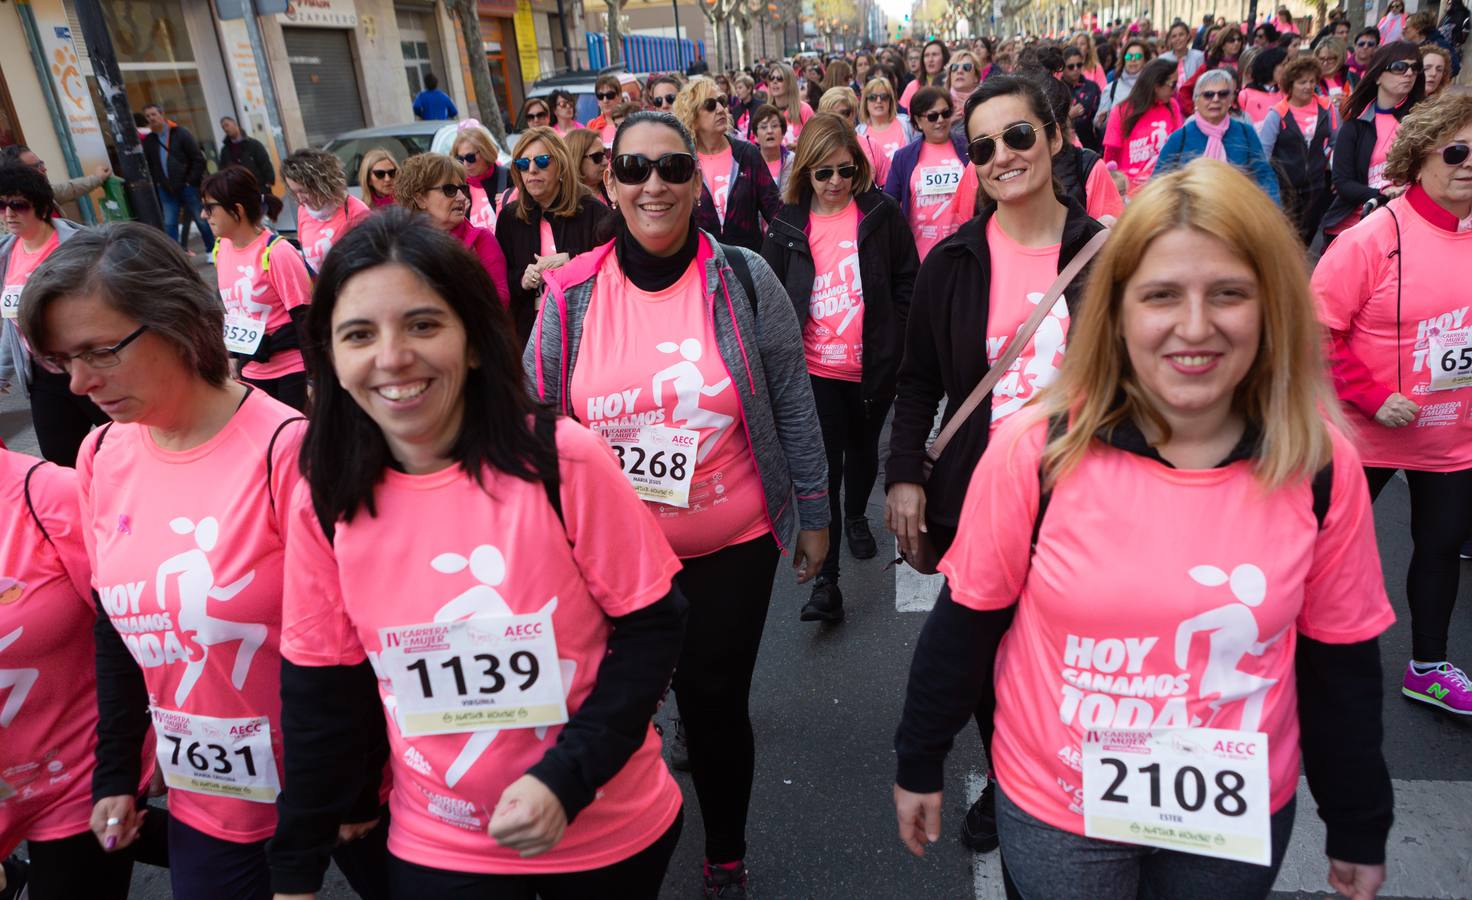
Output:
[157, 184, 214, 250]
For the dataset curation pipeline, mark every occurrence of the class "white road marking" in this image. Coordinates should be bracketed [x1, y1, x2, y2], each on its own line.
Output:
[895, 538, 946, 612]
[966, 770, 1008, 900]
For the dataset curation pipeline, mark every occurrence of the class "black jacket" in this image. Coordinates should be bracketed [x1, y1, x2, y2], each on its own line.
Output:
[1053, 145, 1102, 210]
[496, 193, 614, 343]
[1267, 103, 1333, 194]
[220, 135, 276, 189]
[1322, 103, 1411, 232]
[886, 201, 1104, 528]
[695, 137, 782, 252]
[1068, 78, 1103, 152]
[142, 124, 207, 194]
[761, 189, 919, 403]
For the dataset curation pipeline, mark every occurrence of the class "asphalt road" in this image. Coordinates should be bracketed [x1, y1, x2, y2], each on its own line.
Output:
[3, 392, 1467, 900]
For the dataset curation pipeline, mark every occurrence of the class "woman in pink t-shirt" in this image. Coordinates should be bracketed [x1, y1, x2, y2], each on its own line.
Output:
[1312, 93, 1472, 717]
[767, 64, 814, 147]
[451, 123, 513, 231]
[896, 161, 1395, 900]
[856, 76, 917, 190]
[394, 152, 510, 306]
[550, 90, 582, 135]
[357, 148, 399, 208]
[269, 209, 687, 897]
[761, 114, 919, 623]
[883, 86, 976, 262]
[526, 111, 830, 897]
[17, 223, 389, 900]
[1103, 58, 1184, 195]
[675, 77, 783, 253]
[202, 165, 312, 411]
[281, 149, 370, 273]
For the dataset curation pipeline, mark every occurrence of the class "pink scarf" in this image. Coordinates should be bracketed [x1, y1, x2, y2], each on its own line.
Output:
[1195, 114, 1230, 162]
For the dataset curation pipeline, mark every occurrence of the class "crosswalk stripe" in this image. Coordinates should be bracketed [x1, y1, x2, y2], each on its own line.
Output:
[895, 538, 945, 612]
[966, 770, 1008, 900]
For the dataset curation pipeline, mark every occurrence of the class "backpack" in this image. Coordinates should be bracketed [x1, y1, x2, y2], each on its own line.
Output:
[721, 242, 760, 318]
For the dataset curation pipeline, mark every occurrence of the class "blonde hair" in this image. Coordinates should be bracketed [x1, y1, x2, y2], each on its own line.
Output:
[673, 76, 724, 138]
[817, 86, 859, 122]
[784, 112, 874, 205]
[859, 76, 897, 126]
[562, 127, 604, 186]
[1384, 90, 1472, 184]
[947, 50, 982, 93]
[1070, 31, 1100, 70]
[451, 126, 499, 170]
[769, 64, 806, 129]
[509, 127, 586, 221]
[357, 148, 396, 203]
[1039, 159, 1339, 489]
[280, 148, 346, 207]
[392, 152, 465, 209]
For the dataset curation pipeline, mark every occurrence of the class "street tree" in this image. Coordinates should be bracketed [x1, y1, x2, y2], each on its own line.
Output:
[604, 0, 629, 65]
[445, 0, 508, 144]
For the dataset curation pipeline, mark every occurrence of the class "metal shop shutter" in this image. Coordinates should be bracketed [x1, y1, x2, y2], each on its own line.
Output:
[283, 28, 366, 147]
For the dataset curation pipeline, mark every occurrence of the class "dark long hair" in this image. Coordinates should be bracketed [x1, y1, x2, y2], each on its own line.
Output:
[922, 39, 951, 86]
[300, 208, 556, 524]
[1123, 58, 1177, 136]
[1342, 41, 1425, 120]
[200, 165, 283, 225]
[963, 75, 1063, 214]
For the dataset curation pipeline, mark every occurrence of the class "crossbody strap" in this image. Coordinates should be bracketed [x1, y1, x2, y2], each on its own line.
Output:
[926, 227, 1110, 466]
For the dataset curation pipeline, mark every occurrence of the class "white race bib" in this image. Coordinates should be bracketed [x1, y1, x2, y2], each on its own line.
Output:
[1, 284, 22, 320]
[379, 611, 568, 737]
[1427, 326, 1472, 392]
[151, 709, 280, 803]
[1082, 727, 1272, 866]
[917, 165, 962, 197]
[223, 314, 267, 356]
[601, 425, 699, 507]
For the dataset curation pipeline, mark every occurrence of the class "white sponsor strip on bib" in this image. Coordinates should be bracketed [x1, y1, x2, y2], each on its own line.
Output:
[380, 611, 568, 737]
[602, 425, 699, 507]
[1, 284, 22, 320]
[917, 165, 962, 196]
[1428, 326, 1472, 392]
[1082, 727, 1271, 866]
[151, 708, 280, 803]
[223, 314, 267, 356]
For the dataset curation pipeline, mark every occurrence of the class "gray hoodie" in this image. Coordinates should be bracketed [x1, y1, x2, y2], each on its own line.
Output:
[0, 218, 82, 394]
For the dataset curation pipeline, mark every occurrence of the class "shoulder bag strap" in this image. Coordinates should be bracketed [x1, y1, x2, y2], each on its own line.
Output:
[925, 227, 1110, 467]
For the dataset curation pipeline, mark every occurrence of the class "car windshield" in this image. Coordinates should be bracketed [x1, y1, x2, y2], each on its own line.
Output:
[326, 135, 436, 187]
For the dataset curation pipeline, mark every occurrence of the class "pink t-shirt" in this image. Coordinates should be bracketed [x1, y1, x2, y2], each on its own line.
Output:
[939, 411, 1394, 837]
[2, 231, 59, 353]
[804, 202, 864, 382]
[985, 220, 1065, 428]
[599, 123, 617, 147]
[451, 220, 511, 306]
[908, 140, 975, 261]
[1103, 102, 1179, 195]
[766, 156, 782, 182]
[213, 230, 312, 380]
[698, 144, 735, 227]
[569, 252, 769, 558]
[298, 194, 371, 271]
[1313, 194, 1472, 471]
[1290, 103, 1320, 143]
[784, 102, 815, 147]
[0, 451, 146, 854]
[1083, 158, 1125, 221]
[899, 79, 923, 111]
[866, 118, 909, 162]
[538, 218, 557, 257]
[468, 183, 498, 231]
[279, 418, 683, 874]
[76, 389, 305, 843]
[1326, 113, 1400, 235]
[1237, 88, 1280, 125]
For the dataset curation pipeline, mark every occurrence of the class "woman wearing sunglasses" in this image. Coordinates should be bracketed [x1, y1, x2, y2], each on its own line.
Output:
[1095, 38, 1153, 130]
[395, 152, 510, 309]
[451, 121, 513, 231]
[1103, 58, 1184, 196]
[564, 127, 611, 205]
[1314, 37, 1357, 100]
[1321, 42, 1426, 241]
[762, 113, 918, 624]
[518, 96, 553, 131]
[282, 149, 371, 274]
[899, 40, 949, 114]
[766, 64, 814, 147]
[201, 166, 312, 411]
[357, 148, 399, 208]
[496, 127, 613, 344]
[750, 104, 794, 192]
[857, 77, 916, 184]
[587, 73, 626, 145]
[525, 110, 828, 899]
[1313, 91, 1472, 720]
[0, 164, 105, 468]
[1379, 0, 1409, 43]
[884, 86, 976, 262]
[1153, 68, 1280, 205]
[644, 75, 682, 113]
[675, 77, 782, 254]
[1207, 23, 1245, 73]
[1070, 31, 1108, 88]
[1258, 57, 1340, 244]
[888, 77, 1106, 853]
[549, 89, 581, 135]
[946, 51, 983, 125]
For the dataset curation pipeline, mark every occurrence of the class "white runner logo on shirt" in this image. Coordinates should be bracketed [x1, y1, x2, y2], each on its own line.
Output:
[989, 292, 1069, 423]
[306, 227, 336, 270]
[653, 339, 733, 464]
[1175, 564, 1284, 733]
[0, 617, 39, 728]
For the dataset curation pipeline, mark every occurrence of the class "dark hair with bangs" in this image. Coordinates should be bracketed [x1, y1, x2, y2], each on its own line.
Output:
[299, 207, 556, 525]
[201, 165, 283, 225]
[1342, 41, 1425, 120]
[962, 75, 1064, 213]
[0, 163, 55, 221]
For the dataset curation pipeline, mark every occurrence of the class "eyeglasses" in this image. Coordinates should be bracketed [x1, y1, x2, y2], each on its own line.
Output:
[526, 109, 550, 121]
[1385, 60, 1422, 74]
[1065, 62, 1084, 70]
[1124, 51, 1145, 61]
[610, 152, 697, 185]
[702, 95, 730, 112]
[866, 93, 892, 102]
[201, 201, 222, 214]
[0, 199, 34, 213]
[37, 325, 148, 375]
[371, 167, 398, 179]
[454, 152, 478, 165]
[1356, 39, 1379, 47]
[967, 121, 1042, 166]
[1440, 142, 1471, 166]
[430, 183, 471, 199]
[596, 90, 620, 101]
[922, 108, 953, 123]
[812, 164, 858, 182]
[586, 150, 607, 164]
[1198, 89, 1232, 101]
[513, 154, 553, 171]
[949, 62, 975, 72]
[652, 93, 679, 108]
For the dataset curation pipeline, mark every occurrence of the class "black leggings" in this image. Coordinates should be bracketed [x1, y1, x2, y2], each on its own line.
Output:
[810, 376, 890, 580]
[242, 370, 307, 412]
[28, 364, 108, 467]
[671, 534, 781, 864]
[1366, 466, 1472, 661]
[23, 800, 171, 900]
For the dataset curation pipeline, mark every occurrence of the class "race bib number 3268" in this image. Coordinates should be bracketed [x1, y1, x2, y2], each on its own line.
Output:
[1082, 728, 1272, 865]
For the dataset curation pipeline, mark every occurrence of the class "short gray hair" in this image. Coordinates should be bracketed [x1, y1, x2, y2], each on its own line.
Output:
[1194, 67, 1238, 100]
[19, 222, 230, 385]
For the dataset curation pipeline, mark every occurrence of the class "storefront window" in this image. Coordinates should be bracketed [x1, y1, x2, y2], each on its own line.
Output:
[101, 0, 215, 164]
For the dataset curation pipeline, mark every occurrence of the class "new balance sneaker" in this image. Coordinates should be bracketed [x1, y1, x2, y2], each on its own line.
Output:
[667, 715, 690, 772]
[1402, 662, 1472, 715]
[960, 779, 1000, 852]
[800, 577, 844, 623]
[703, 859, 749, 899]
[845, 515, 878, 560]
[1461, 539, 1472, 560]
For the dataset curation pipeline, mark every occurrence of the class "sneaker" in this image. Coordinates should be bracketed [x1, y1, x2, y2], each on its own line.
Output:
[1461, 539, 1472, 560]
[845, 515, 878, 560]
[703, 859, 749, 899]
[800, 577, 844, 623]
[1402, 662, 1472, 716]
[960, 779, 1000, 852]
[1, 855, 29, 900]
[668, 715, 690, 772]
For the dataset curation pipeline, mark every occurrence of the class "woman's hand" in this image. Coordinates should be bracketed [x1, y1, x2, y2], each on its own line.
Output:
[885, 483, 928, 560]
[90, 795, 146, 852]
[893, 784, 943, 857]
[537, 252, 571, 271]
[792, 528, 828, 584]
[1374, 392, 1419, 428]
[489, 775, 567, 858]
[521, 262, 544, 292]
[1328, 858, 1386, 899]
[1068, 102, 1085, 119]
[337, 818, 380, 845]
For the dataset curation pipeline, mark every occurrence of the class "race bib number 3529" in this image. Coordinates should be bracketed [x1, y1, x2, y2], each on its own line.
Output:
[1082, 728, 1272, 866]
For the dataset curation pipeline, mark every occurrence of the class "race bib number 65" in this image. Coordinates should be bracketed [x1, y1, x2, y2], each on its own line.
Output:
[1082, 727, 1271, 865]
[1428, 326, 1472, 392]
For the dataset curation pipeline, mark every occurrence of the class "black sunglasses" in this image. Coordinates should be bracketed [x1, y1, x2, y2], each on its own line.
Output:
[526, 110, 550, 122]
[1065, 62, 1084, 70]
[949, 62, 975, 72]
[586, 150, 607, 164]
[1441, 142, 1471, 166]
[866, 92, 892, 102]
[1198, 89, 1232, 101]
[812, 164, 858, 182]
[371, 167, 398, 179]
[431, 183, 471, 199]
[201, 201, 223, 214]
[454, 152, 478, 165]
[0, 199, 34, 212]
[1356, 39, 1379, 47]
[967, 121, 1042, 166]
[610, 152, 697, 185]
[1385, 60, 1421, 74]
[514, 154, 553, 171]
[596, 90, 620, 101]
[702, 96, 730, 112]
[922, 108, 953, 123]
[652, 93, 679, 108]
